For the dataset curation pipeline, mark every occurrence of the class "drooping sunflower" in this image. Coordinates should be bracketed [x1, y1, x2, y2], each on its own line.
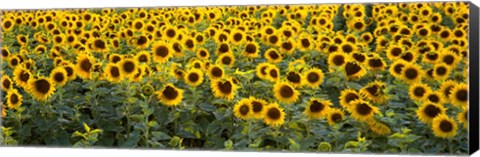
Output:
[263, 103, 285, 127]
[13, 66, 32, 89]
[243, 41, 260, 58]
[249, 96, 268, 119]
[233, 98, 252, 120]
[155, 83, 183, 107]
[347, 99, 379, 122]
[416, 102, 446, 124]
[217, 52, 235, 67]
[207, 64, 224, 80]
[344, 61, 367, 80]
[211, 78, 237, 100]
[431, 114, 458, 139]
[105, 63, 123, 83]
[27, 77, 56, 101]
[304, 98, 332, 119]
[302, 67, 325, 88]
[328, 52, 349, 67]
[75, 53, 95, 80]
[184, 68, 204, 87]
[457, 109, 468, 129]
[408, 82, 432, 102]
[6, 88, 23, 110]
[1, 75, 13, 92]
[273, 81, 299, 104]
[367, 120, 392, 136]
[450, 83, 468, 108]
[151, 41, 173, 63]
[326, 108, 345, 126]
[119, 58, 138, 78]
[50, 67, 68, 86]
[264, 48, 283, 63]
[360, 80, 388, 104]
[400, 63, 423, 84]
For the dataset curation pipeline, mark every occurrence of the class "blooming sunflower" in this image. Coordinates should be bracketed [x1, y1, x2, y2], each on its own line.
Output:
[62, 62, 77, 81]
[109, 54, 123, 63]
[155, 83, 184, 107]
[217, 52, 235, 67]
[50, 67, 68, 86]
[1, 75, 13, 92]
[119, 58, 138, 78]
[432, 63, 451, 80]
[264, 48, 283, 63]
[75, 53, 95, 80]
[196, 48, 210, 60]
[151, 41, 173, 63]
[207, 64, 224, 80]
[249, 96, 268, 119]
[6, 88, 23, 110]
[449, 83, 468, 108]
[457, 109, 468, 129]
[104, 63, 123, 83]
[328, 52, 349, 67]
[273, 81, 299, 104]
[233, 98, 252, 120]
[344, 61, 367, 80]
[408, 82, 432, 102]
[366, 55, 386, 71]
[304, 98, 332, 119]
[243, 41, 260, 59]
[211, 78, 237, 100]
[389, 60, 408, 78]
[339, 89, 362, 109]
[184, 68, 204, 87]
[27, 77, 56, 101]
[416, 102, 446, 124]
[359, 80, 388, 104]
[439, 80, 457, 100]
[13, 66, 32, 89]
[347, 99, 379, 122]
[326, 108, 345, 125]
[350, 52, 367, 64]
[302, 67, 325, 88]
[263, 103, 285, 127]
[400, 63, 423, 84]
[135, 51, 151, 64]
[424, 91, 446, 105]
[431, 114, 458, 139]
[265, 64, 280, 82]
[285, 71, 303, 88]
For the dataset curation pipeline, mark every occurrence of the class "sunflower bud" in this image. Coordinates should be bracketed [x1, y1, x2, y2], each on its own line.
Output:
[142, 84, 154, 96]
[318, 142, 332, 152]
[169, 136, 182, 147]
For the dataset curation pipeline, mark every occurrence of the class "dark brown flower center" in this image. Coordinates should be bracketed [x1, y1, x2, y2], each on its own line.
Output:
[251, 101, 263, 113]
[345, 62, 362, 76]
[239, 104, 249, 115]
[413, 87, 426, 97]
[123, 61, 135, 73]
[35, 79, 51, 94]
[356, 103, 372, 115]
[211, 67, 223, 77]
[404, 68, 418, 79]
[218, 81, 233, 94]
[269, 69, 278, 78]
[155, 46, 169, 57]
[10, 93, 19, 104]
[307, 72, 320, 83]
[94, 39, 105, 49]
[456, 89, 468, 102]
[435, 66, 447, 76]
[188, 73, 199, 82]
[287, 72, 301, 83]
[279, 85, 294, 98]
[110, 66, 120, 77]
[218, 43, 229, 54]
[331, 113, 342, 123]
[163, 86, 178, 100]
[80, 59, 92, 72]
[332, 55, 345, 66]
[424, 104, 441, 118]
[427, 94, 440, 103]
[166, 29, 176, 38]
[368, 58, 384, 68]
[267, 107, 281, 120]
[310, 100, 324, 112]
[439, 120, 453, 132]
[245, 44, 257, 54]
[54, 73, 65, 83]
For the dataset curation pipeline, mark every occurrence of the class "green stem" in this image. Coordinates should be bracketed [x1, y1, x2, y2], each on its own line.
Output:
[125, 81, 131, 139]
[173, 106, 177, 136]
[306, 119, 311, 138]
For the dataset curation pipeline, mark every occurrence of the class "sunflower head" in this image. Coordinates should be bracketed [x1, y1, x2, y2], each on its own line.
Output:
[360, 80, 388, 104]
[1, 75, 13, 92]
[416, 102, 446, 124]
[27, 77, 56, 101]
[207, 64, 224, 80]
[400, 63, 423, 84]
[119, 58, 139, 78]
[450, 83, 468, 108]
[243, 41, 260, 58]
[151, 41, 173, 63]
[233, 98, 252, 120]
[249, 97, 268, 119]
[155, 83, 184, 107]
[347, 99, 379, 122]
[6, 88, 23, 110]
[263, 103, 285, 127]
[367, 120, 392, 136]
[326, 108, 345, 126]
[302, 67, 325, 88]
[344, 61, 367, 80]
[105, 63, 123, 83]
[184, 68, 204, 87]
[304, 98, 332, 119]
[76, 53, 96, 80]
[211, 78, 237, 100]
[50, 67, 68, 86]
[273, 81, 299, 104]
[432, 114, 458, 139]
[409, 82, 432, 102]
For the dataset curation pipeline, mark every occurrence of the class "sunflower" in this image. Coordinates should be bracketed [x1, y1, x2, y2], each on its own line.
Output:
[263, 103, 285, 127]
[13, 67, 31, 89]
[265, 65, 280, 82]
[211, 78, 237, 100]
[422, 51, 440, 64]
[273, 81, 299, 104]
[302, 67, 324, 88]
[230, 30, 246, 45]
[431, 114, 458, 139]
[6, 88, 23, 110]
[264, 48, 283, 63]
[1, 75, 13, 92]
[285, 71, 303, 88]
[207, 64, 224, 80]
[27, 77, 56, 101]
[196, 48, 210, 60]
[216, 42, 231, 55]
[256, 62, 272, 80]
[450, 83, 468, 108]
[386, 45, 404, 61]
[366, 55, 386, 71]
[50, 67, 68, 86]
[400, 63, 423, 84]
[457, 109, 468, 129]
[233, 98, 252, 120]
[439, 80, 457, 100]
[135, 51, 151, 64]
[61, 62, 77, 81]
[1, 18, 15, 32]
[350, 52, 367, 64]
[347, 99, 379, 122]
[249, 97, 268, 119]
[279, 39, 296, 54]
[424, 91, 445, 105]
[304, 98, 332, 119]
[8, 55, 21, 69]
[326, 108, 345, 125]
[151, 41, 173, 63]
[184, 68, 204, 87]
[182, 37, 196, 51]
[389, 60, 408, 78]
[243, 41, 260, 58]
[409, 82, 432, 102]
[1, 46, 10, 59]
[266, 34, 281, 46]
[360, 80, 388, 104]
[16, 34, 28, 46]
[108, 54, 123, 64]
[75, 53, 95, 80]
[440, 50, 460, 67]
[432, 63, 451, 81]
[339, 42, 356, 54]
[163, 26, 179, 40]
[217, 53, 235, 67]
[119, 58, 138, 78]
[344, 61, 367, 80]
[367, 120, 392, 136]
[155, 83, 183, 107]
[339, 89, 361, 109]
[416, 102, 446, 124]
[104, 63, 123, 83]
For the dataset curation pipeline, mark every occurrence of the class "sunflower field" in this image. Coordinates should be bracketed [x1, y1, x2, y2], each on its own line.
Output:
[0, 2, 471, 155]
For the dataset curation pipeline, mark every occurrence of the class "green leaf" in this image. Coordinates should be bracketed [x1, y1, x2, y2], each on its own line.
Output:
[151, 131, 171, 141]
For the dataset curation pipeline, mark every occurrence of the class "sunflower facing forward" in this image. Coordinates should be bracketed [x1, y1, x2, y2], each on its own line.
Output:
[339, 89, 362, 109]
[105, 63, 123, 83]
[347, 99, 379, 122]
[27, 77, 56, 101]
[273, 81, 299, 104]
[302, 67, 325, 88]
[449, 83, 468, 108]
[304, 98, 332, 119]
[184, 68, 204, 87]
[1, 75, 13, 92]
[6, 88, 23, 110]
[211, 78, 237, 100]
[431, 114, 458, 139]
[416, 102, 446, 124]
[233, 98, 252, 120]
[249, 96, 268, 119]
[155, 83, 184, 107]
[50, 67, 68, 86]
[75, 53, 96, 80]
[326, 108, 345, 125]
[263, 103, 285, 127]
